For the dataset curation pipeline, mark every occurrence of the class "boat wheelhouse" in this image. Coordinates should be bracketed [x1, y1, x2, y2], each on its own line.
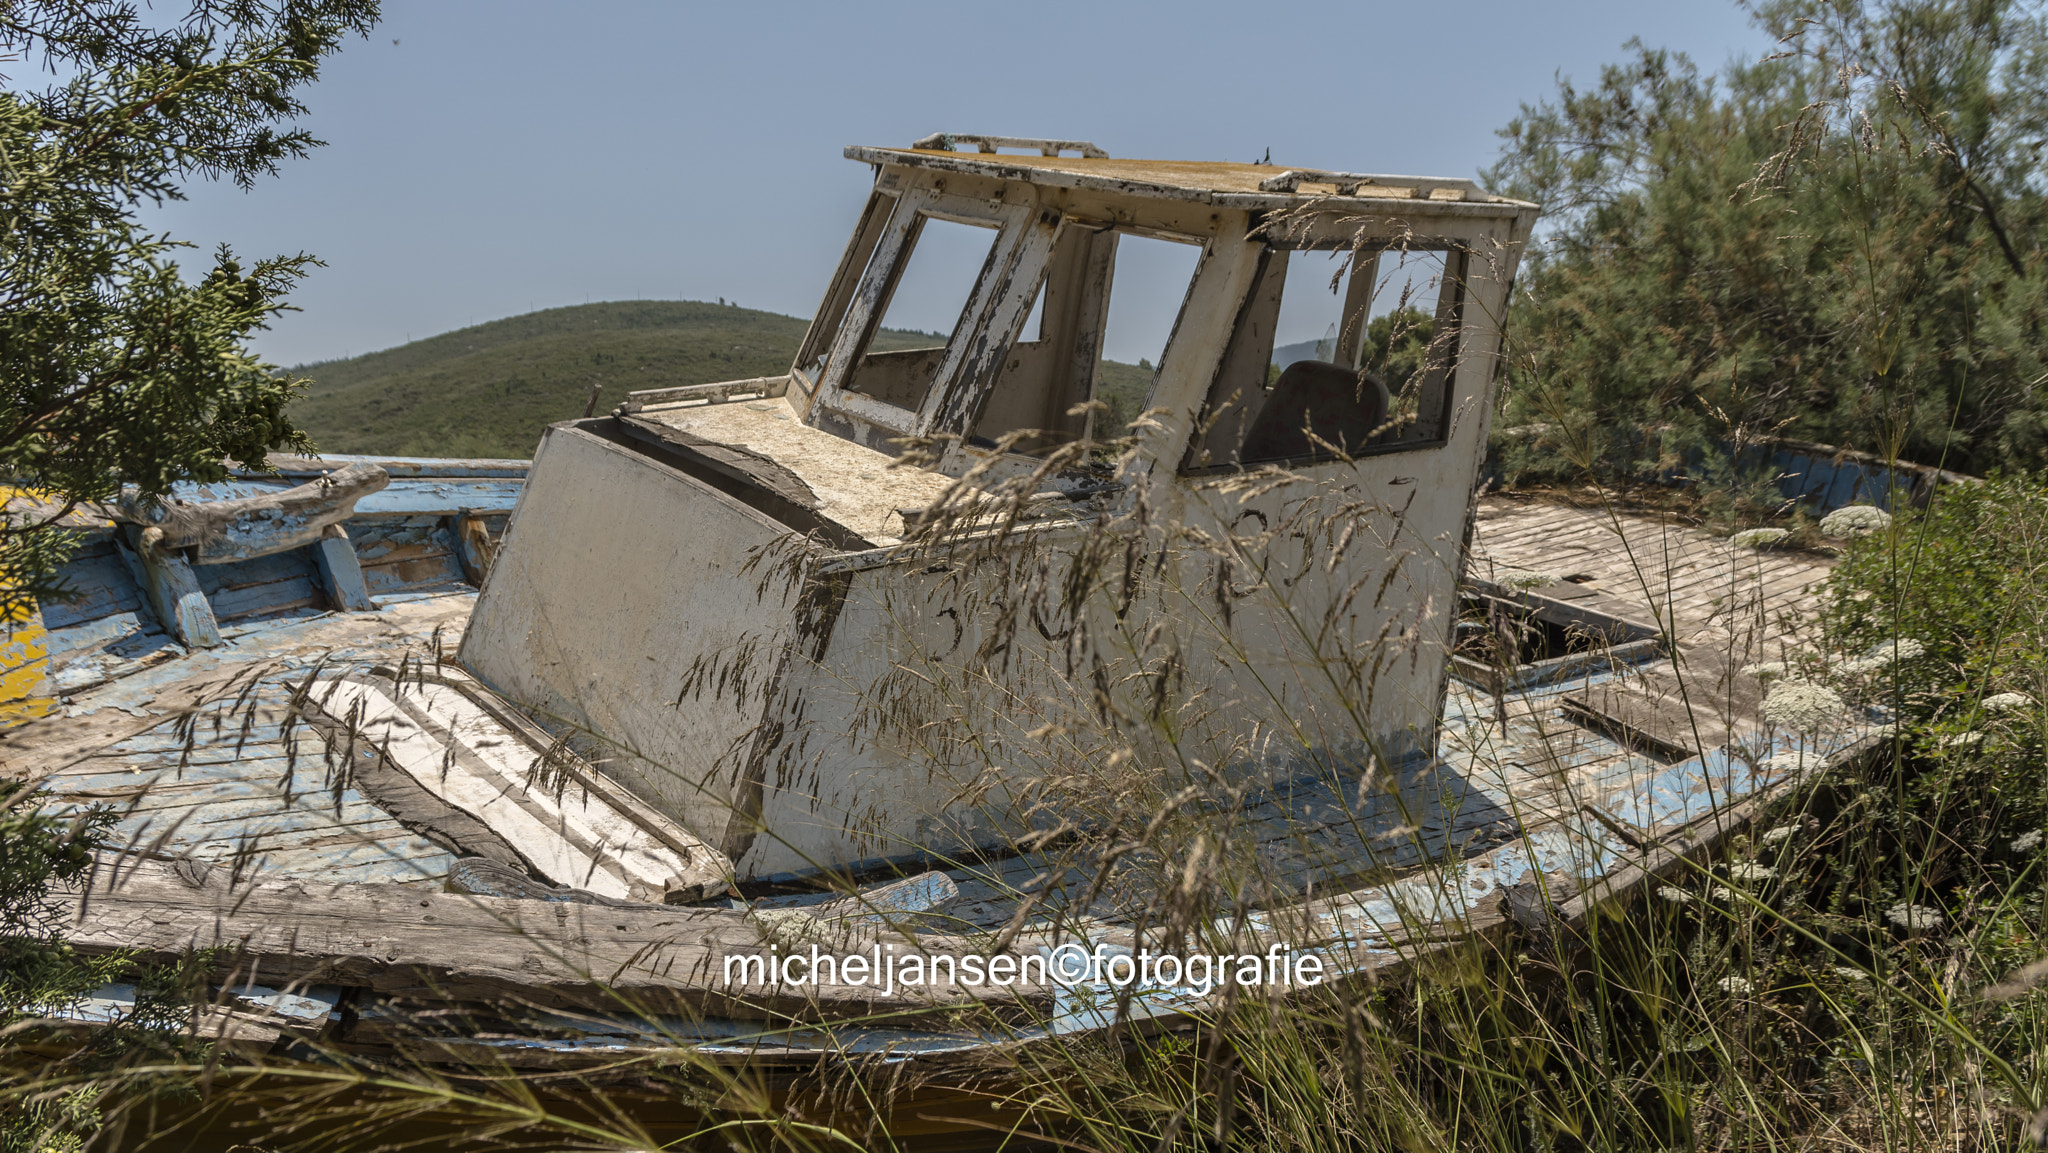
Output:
[459, 134, 1540, 881]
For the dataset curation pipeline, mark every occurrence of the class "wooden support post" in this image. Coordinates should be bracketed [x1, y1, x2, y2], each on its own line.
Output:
[311, 524, 375, 611]
[119, 526, 221, 649]
[449, 512, 496, 587]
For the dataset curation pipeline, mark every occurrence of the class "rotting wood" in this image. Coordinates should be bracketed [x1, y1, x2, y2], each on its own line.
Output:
[260, 454, 528, 480]
[308, 672, 733, 903]
[118, 525, 221, 649]
[112, 462, 389, 565]
[55, 855, 1051, 1024]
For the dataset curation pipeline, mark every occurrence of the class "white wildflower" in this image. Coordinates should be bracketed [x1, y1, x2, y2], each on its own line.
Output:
[1819, 504, 1892, 536]
[1763, 681, 1846, 733]
[1730, 527, 1791, 549]
[1741, 661, 1791, 684]
[1760, 825, 1798, 846]
[1833, 966, 1870, 982]
[1884, 902, 1945, 933]
[1710, 885, 1737, 902]
[1717, 976, 1754, 995]
[1942, 731, 1984, 749]
[1656, 886, 1692, 905]
[1983, 692, 2033, 714]
[2012, 829, 2044, 853]
[1840, 639, 1926, 676]
[1728, 862, 1776, 883]
[1500, 571, 1557, 590]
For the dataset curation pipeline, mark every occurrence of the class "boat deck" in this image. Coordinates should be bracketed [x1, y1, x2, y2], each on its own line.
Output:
[1469, 494, 1833, 661]
[18, 494, 1868, 1062]
[14, 496, 1846, 902]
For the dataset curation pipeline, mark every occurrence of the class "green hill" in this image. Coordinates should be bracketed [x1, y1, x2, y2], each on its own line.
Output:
[290, 300, 1157, 460]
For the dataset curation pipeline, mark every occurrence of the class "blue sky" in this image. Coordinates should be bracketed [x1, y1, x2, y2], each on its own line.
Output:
[142, 0, 1774, 368]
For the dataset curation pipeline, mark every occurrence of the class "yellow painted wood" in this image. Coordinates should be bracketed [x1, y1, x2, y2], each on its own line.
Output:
[0, 487, 56, 726]
[0, 604, 54, 726]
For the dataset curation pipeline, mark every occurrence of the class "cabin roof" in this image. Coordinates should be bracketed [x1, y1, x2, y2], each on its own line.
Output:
[846, 143, 1538, 214]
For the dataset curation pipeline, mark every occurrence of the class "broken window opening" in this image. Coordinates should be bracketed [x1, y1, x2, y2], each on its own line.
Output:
[1018, 281, 1046, 344]
[971, 228, 1202, 457]
[1181, 243, 1467, 473]
[792, 190, 896, 396]
[840, 213, 1003, 415]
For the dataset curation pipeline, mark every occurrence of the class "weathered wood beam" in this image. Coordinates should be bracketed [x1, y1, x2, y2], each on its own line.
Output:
[114, 462, 390, 565]
[259, 453, 528, 480]
[447, 513, 495, 586]
[57, 857, 1048, 1024]
[117, 526, 221, 649]
[310, 524, 375, 611]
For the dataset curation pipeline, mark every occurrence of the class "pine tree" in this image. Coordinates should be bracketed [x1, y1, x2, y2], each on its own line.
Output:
[0, 0, 379, 613]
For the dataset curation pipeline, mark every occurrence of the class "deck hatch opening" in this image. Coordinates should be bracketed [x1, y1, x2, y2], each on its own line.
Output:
[1456, 599, 1600, 667]
[1450, 592, 1663, 692]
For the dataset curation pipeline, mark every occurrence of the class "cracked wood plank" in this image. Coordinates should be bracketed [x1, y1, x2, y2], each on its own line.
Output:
[56, 856, 1048, 1025]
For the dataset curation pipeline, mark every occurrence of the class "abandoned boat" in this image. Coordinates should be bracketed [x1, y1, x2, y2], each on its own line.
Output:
[5, 135, 1886, 1068]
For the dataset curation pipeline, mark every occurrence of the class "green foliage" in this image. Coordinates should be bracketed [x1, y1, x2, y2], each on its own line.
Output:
[1094, 356, 1154, 436]
[1827, 477, 2048, 710]
[291, 299, 1165, 458]
[0, 784, 125, 1153]
[0, 784, 117, 1014]
[1361, 306, 1433, 394]
[1822, 475, 2048, 873]
[0, 0, 379, 612]
[1489, 0, 2048, 484]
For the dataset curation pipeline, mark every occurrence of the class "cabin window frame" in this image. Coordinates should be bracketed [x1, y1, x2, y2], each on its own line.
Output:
[950, 223, 1204, 452]
[946, 221, 1211, 482]
[806, 187, 1035, 442]
[789, 189, 898, 404]
[1178, 236, 1471, 476]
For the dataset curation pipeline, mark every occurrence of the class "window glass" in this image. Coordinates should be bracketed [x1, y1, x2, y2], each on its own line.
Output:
[1270, 248, 1357, 374]
[1094, 235, 1203, 437]
[1358, 248, 1453, 444]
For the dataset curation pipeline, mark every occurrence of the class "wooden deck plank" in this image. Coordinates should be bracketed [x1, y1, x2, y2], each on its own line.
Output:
[1473, 519, 1621, 561]
[56, 856, 1046, 1023]
[1469, 498, 1837, 652]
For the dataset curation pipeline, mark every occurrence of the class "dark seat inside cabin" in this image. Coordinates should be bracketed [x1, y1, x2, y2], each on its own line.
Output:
[1238, 360, 1391, 463]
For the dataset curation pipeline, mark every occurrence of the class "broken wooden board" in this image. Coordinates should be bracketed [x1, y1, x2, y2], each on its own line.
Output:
[1558, 650, 1768, 759]
[54, 855, 1049, 1025]
[114, 462, 390, 565]
[307, 671, 732, 902]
